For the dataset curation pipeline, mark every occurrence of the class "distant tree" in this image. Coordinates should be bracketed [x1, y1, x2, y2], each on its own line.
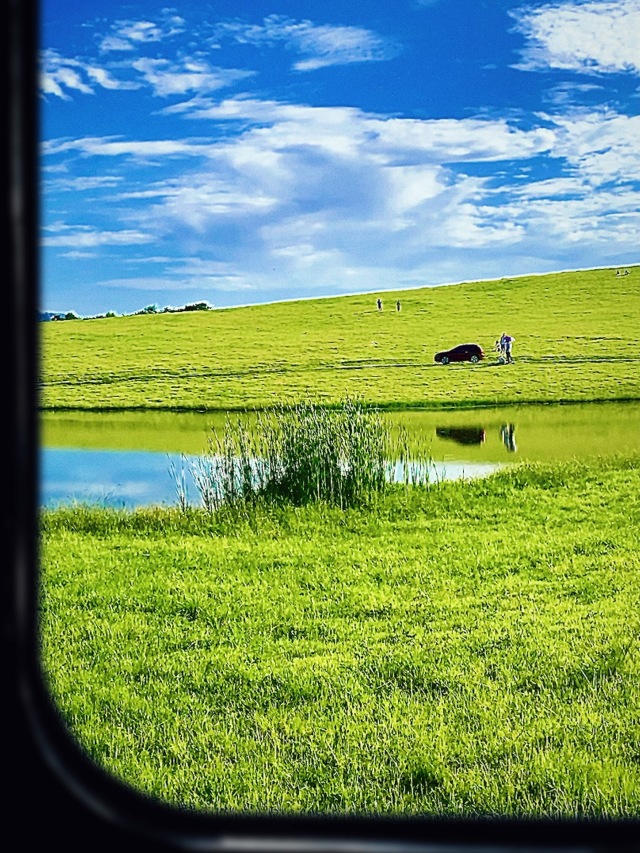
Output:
[64, 311, 79, 320]
[137, 304, 159, 315]
[105, 311, 117, 318]
[183, 301, 211, 312]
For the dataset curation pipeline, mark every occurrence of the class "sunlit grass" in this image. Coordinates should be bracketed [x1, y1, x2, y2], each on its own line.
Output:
[40, 266, 640, 411]
[40, 454, 640, 816]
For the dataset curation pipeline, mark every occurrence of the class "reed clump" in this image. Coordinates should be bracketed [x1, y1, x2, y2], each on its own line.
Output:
[180, 397, 430, 511]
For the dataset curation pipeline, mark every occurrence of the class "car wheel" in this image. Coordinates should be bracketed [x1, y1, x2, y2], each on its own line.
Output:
[470, 355, 479, 363]
[441, 356, 449, 365]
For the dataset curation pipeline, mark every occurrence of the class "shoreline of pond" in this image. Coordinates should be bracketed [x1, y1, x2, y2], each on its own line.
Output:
[38, 394, 640, 415]
[40, 400, 640, 509]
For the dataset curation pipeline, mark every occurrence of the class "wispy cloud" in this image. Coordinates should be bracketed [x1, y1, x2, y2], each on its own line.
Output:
[211, 15, 399, 71]
[511, 0, 640, 75]
[40, 5, 640, 311]
[172, 96, 557, 163]
[43, 136, 211, 159]
[542, 108, 640, 185]
[40, 49, 141, 99]
[43, 94, 640, 293]
[99, 15, 186, 52]
[542, 81, 605, 106]
[42, 226, 154, 248]
[41, 49, 251, 101]
[45, 175, 124, 192]
[131, 57, 254, 97]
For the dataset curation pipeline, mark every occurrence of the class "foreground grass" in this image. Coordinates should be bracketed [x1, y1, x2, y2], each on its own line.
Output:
[40, 456, 640, 817]
[40, 266, 640, 410]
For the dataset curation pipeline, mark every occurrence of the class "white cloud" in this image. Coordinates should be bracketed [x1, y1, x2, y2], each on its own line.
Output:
[42, 227, 154, 248]
[511, 0, 640, 75]
[40, 51, 94, 99]
[543, 81, 605, 106]
[99, 16, 186, 52]
[43, 94, 640, 299]
[40, 48, 251, 101]
[60, 251, 99, 259]
[497, 186, 640, 246]
[46, 175, 123, 192]
[85, 65, 135, 90]
[177, 97, 558, 165]
[40, 49, 140, 99]
[211, 15, 399, 71]
[511, 176, 590, 197]
[131, 57, 253, 97]
[543, 109, 640, 184]
[120, 177, 278, 231]
[43, 136, 210, 159]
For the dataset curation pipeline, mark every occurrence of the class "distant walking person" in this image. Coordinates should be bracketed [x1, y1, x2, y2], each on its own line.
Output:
[501, 332, 515, 363]
[396, 300, 401, 312]
[377, 298, 383, 311]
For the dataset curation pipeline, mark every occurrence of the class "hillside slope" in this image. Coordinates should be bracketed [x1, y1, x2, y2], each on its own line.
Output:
[40, 266, 640, 410]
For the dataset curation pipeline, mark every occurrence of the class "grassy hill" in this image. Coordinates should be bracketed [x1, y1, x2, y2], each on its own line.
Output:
[40, 266, 640, 411]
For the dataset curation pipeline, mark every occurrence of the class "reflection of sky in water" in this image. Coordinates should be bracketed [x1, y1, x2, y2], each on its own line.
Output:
[396, 460, 502, 484]
[41, 449, 503, 510]
[41, 449, 199, 509]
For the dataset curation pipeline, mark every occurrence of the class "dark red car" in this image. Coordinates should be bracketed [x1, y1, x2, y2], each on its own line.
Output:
[434, 343, 484, 365]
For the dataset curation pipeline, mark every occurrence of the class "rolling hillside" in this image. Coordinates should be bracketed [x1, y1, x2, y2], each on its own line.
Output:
[40, 266, 640, 411]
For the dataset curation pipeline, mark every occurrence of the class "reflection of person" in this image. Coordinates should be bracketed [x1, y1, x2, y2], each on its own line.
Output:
[500, 423, 517, 453]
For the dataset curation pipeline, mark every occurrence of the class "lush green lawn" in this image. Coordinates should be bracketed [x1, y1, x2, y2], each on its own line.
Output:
[40, 266, 640, 411]
[40, 455, 640, 816]
[39, 267, 640, 816]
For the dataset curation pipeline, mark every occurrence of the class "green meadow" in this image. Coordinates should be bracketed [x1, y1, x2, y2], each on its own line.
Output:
[40, 457, 640, 816]
[40, 266, 640, 411]
[39, 266, 640, 817]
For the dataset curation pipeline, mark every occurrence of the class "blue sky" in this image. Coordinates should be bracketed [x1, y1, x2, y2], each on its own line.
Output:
[41, 0, 640, 316]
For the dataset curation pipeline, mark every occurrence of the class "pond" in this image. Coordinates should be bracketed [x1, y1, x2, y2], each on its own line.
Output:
[40, 401, 640, 509]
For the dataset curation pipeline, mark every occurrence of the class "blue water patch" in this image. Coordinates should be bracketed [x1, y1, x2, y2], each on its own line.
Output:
[40, 449, 502, 510]
[40, 449, 201, 510]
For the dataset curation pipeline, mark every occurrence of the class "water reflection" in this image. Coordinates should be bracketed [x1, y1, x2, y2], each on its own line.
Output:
[500, 423, 517, 453]
[41, 449, 502, 509]
[42, 448, 185, 509]
[40, 402, 640, 509]
[436, 426, 486, 446]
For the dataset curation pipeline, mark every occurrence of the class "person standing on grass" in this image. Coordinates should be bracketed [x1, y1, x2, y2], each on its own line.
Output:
[377, 297, 383, 311]
[501, 333, 515, 363]
[498, 333, 507, 361]
[396, 300, 401, 312]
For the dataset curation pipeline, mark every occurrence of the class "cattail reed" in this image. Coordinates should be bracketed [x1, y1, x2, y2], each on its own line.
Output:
[179, 397, 433, 511]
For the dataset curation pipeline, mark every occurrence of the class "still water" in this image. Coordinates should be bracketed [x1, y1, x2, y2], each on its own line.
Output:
[41, 402, 640, 509]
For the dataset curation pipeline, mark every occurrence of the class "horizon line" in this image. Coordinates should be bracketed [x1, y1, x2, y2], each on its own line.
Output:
[42, 261, 639, 318]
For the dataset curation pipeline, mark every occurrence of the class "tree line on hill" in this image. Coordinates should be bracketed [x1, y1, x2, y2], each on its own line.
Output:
[38, 301, 213, 322]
